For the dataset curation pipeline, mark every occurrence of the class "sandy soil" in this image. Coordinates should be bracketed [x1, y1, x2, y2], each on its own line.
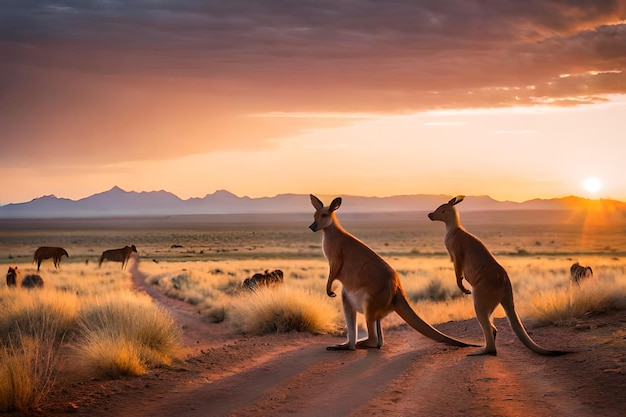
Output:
[21, 264, 626, 417]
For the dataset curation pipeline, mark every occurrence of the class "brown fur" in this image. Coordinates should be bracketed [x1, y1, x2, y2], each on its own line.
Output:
[310, 195, 477, 351]
[428, 195, 567, 356]
[22, 274, 44, 289]
[6, 266, 18, 287]
[243, 269, 284, 290]
[570, 262, 593, 285]
[33, 246, 69, 271]
[99, 245, 137, 270]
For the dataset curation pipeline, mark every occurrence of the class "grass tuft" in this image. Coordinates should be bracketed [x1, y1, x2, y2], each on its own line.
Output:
[229, 285, 341, 335]
[0, 330, 59, 412]
[75, 292, 183, 378]
[74, 331, 147, 377]
[0, 288, 78, 345]
[529, 280, 626, 325]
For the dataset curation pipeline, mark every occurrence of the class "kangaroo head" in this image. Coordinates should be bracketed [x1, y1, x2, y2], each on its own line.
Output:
[428, 195, 465, 223]
[309, 194, 342, 232]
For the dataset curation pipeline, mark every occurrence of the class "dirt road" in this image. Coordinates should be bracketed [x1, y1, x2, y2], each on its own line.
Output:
[37, 263, 626, 417]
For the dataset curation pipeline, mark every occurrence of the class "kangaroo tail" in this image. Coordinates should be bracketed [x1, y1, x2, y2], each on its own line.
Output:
[501, 297, 568, 356]
[393, 292, 480, 347]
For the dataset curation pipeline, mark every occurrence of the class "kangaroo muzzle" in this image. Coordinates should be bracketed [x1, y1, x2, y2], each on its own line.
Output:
[309, 222, 318, 232]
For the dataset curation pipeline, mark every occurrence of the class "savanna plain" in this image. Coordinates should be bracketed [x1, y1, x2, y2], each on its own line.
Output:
[1, 209, 626, 416]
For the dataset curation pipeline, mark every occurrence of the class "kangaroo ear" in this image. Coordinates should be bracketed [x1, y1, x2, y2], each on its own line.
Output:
[329, 197, 342, 212]
[310, 194, 324, 210]
[450, 195, 465, 205]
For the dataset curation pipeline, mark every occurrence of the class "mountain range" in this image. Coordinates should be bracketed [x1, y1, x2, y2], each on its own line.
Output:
[0, 186, 624, 218]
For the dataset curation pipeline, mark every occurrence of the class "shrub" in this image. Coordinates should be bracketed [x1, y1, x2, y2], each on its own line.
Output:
[406, 279, 462, 303]
[229, 286, 341, 335]
[75, 292, 182, 378]
[0, 288, 78, 345]
[73, 330, 147, 378]
[0, 331, 59, 412]
[529, 280, 626, 325]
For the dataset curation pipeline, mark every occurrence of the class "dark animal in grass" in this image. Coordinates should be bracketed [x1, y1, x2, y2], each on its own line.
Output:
[243, 269, 284, 290]
[570, 262, 593, 286]
[33, 246, 69, 271]
[22, 274, 44, 289]
[6, 266, 18, 287]
[99, 245, 138, 270]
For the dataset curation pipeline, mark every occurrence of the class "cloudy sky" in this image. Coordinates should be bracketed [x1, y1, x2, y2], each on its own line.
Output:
[1, 0, 625, 204]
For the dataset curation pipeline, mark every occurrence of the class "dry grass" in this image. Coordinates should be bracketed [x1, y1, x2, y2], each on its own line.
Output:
[229, 285, 341, 335]
[0, 263, 184, 411]
[75, 292, 183, 377]
[0, 287, 78, 345]
[0, 330, 58, 412]
[2, 213, 626, 411]
[529, 279, 626, 325]
[130, 255, 626, 334]
[0, 289, 71, 412]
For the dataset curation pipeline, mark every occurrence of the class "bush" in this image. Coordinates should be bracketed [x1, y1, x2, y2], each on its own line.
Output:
[0, 331, 58, 412]
[0, 289, 78, 345]
[75, 292, 182, 378]
[529, 280, 626, 325]
[229, 286, 340, 335]
[406, 279, 462, 303]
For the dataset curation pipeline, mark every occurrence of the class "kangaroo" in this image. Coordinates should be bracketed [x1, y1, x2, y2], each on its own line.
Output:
[309, 194, 478, 350]
[428, 195, 567, 356]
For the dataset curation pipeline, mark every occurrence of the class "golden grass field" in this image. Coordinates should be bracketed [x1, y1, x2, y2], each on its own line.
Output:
[1, 210, 626, 412]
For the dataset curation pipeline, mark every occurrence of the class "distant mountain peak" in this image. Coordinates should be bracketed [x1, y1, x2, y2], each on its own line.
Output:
[1, 187, 624, 218]
[212, 189, 238, 197]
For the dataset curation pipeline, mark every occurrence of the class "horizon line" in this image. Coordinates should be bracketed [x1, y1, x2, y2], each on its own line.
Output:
[1, 185, 623, 207]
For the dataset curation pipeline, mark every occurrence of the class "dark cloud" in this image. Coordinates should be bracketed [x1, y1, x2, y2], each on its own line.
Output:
[1, 0, 625, 165]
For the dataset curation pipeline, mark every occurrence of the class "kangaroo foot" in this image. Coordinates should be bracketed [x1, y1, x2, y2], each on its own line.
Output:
[326, 343, 355, 351]
[468, 347, 497, 356]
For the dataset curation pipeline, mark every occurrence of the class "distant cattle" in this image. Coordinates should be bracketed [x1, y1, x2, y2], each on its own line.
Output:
[33, 246, 69, 271]
[243, 269, 284, 290]
[6, 266, 18, 287]
[99, 245, 138, 270]
[21, 274, 44, 289]
[570, 262, 593, 285]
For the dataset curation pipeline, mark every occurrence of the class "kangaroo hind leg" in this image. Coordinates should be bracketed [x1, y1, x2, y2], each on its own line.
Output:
[356, 315, 383, 349]
[469, 294, 499, 356]
[327, 289, 358, 351]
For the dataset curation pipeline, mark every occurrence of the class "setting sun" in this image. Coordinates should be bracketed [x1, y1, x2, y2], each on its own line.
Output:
[582, 177, 603, 196]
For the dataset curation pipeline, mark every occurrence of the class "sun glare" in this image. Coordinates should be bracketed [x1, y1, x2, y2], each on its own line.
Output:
[582, 177, 602, 196]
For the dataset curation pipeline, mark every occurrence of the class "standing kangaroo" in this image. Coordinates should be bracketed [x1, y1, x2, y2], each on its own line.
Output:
[428, 195, 567, 356]
[309, 195, 477, 350]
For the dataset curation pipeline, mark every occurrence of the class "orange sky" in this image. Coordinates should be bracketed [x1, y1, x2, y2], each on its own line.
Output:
[1, 1, 625, 205]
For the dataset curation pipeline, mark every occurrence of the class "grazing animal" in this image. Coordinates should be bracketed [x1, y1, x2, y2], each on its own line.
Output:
[6, 266, 18, 287]
[99, 245, 138, 270]
[570, 262, 593, 285]
[33, 246, 69, 271]
[309, 195, 477, 350]
[21, 274, 44, 289]
[428, 195, 567, 356]
[243, 269, 284, 290]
